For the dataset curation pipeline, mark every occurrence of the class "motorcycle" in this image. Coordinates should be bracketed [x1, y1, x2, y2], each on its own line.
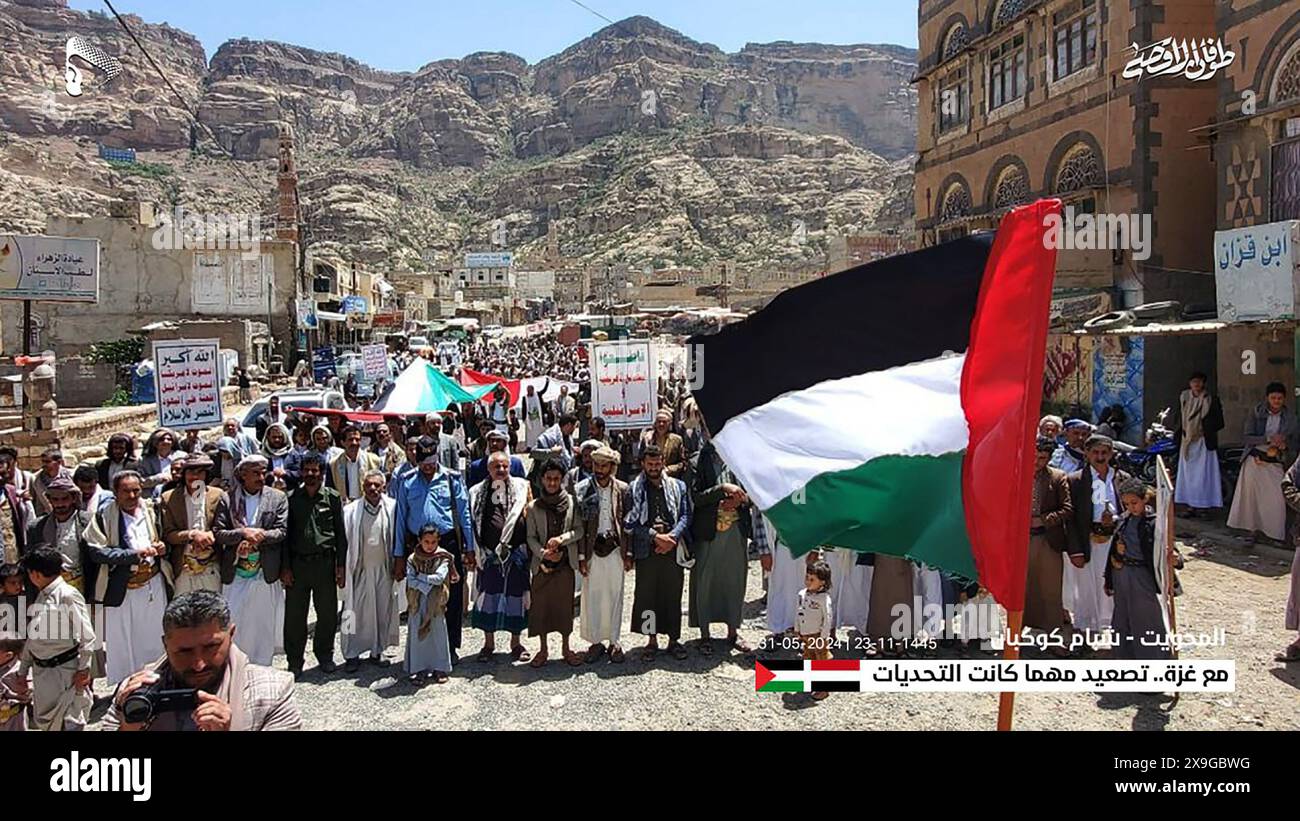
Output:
[1113, 407, 1177, 484]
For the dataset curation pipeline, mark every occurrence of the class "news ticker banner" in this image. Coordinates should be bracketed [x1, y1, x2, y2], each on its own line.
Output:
[755, 659, 1235, 694]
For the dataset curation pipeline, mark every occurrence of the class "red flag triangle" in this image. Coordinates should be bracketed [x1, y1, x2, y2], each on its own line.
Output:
[754, 661, 775, 691]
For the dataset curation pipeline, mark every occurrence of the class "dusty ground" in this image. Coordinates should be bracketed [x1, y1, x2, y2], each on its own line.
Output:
[85, 511, 1299, 731]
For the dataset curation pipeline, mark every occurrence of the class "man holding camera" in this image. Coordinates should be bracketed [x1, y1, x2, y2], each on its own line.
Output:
[105, 590, 301, 731]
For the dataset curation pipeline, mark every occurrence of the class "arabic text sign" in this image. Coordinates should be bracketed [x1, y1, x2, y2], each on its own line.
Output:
[1122, 37, 1235, 82]
[312, 346, 336, 382]
[756, 660, 1234, 693]
[465, 252, 513, 268]
[590, 341, 656, 429]
[154, 339, 223, 431]
[0, 235, 99, 302]
[1214, 221, 1299, 321]
[362, 344, 388, 380]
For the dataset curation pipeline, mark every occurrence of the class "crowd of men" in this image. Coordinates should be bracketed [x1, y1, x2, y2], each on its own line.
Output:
[3, 333, 1298, 731]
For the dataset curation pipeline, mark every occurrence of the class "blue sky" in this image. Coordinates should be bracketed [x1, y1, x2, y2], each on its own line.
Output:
[71, 1, 918, 71]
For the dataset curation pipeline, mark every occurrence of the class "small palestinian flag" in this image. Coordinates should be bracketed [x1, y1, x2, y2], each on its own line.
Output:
[689, 200, 1061, 610]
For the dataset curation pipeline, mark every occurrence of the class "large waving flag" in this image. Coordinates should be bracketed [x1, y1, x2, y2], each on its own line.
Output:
[376, 359, 496, 415]
[688, 200, 1060, 610]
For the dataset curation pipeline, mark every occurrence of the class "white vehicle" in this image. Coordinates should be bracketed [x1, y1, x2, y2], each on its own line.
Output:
[407, 335, 431, 351]
[240, 389, 348, 442]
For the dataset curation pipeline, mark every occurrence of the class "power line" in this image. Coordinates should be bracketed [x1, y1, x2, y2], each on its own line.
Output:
[101, 0, 266, 195]
[567, 0, 616, 26]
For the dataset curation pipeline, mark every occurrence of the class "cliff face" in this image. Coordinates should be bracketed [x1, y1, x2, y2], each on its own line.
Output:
[0, 2, 916, 268]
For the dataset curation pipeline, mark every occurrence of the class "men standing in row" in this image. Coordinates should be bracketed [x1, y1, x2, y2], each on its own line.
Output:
[341, 471, 399, 671]
[393, 436, 474, 663]
[575, 446, 629, 663]
[217, 456, 288, 667]
[283, 455, 347, 678]
[625, 446, 692, 661]
[83, 471, 172, 686]
[13, 547, 95, 730]
[162, 454, 228, 596]
[1066, 434, 1130, 641]
[331, 426, 382, 506]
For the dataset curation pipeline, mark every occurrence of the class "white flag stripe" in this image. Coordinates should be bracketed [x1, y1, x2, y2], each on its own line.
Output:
[714, 353, 971, 511]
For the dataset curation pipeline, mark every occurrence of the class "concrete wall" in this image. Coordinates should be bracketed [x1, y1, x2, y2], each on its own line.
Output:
[1216, 325, 1297, 444]
[1, 213, 298, 364]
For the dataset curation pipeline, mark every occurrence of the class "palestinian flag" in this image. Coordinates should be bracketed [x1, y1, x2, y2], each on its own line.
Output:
[688, 200, 1060, 610]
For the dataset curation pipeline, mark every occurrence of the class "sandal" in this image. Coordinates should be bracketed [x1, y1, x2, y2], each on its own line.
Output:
[1275, 648, 1300, 663]
[477, 647, 493, 663]
[511, 645, 531, 662]
[812, 691, 829, 701]
[565, 651, 584, 667]
[434, 672, 449, 684]
[529, 652, 547, 669]
[584, 644, 606, 664]
[609, 647, 625, 664]
[729, 636, 753, 654]
[640, 645, 658, 662]
[669, 643, 689, 661]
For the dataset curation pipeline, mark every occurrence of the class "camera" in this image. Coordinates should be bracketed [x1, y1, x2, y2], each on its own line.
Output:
[120, 681, 200, 725]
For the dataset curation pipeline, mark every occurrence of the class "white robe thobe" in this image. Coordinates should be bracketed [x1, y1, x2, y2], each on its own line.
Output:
[103, 510, 167, 686]
[829, 548, 872, 632]
[223, 490, 284, 665]
[523, 393, 545, 449]
[579, 481, 624, 645]
[341, 498, 400, 660]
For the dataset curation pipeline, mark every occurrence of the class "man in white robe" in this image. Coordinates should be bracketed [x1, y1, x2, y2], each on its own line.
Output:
[829, 547, 872, 633]
[575, 446, 630, 662]
[215, 456, 288, 666]
[1065, 435, 1129, 638]
[752, 511, 803, 635]
[341, 471, 400, 671]
[523, 384, 546, 450]
[83, 471, 171, 686]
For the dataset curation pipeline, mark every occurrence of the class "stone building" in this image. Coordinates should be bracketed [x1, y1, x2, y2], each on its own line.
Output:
[914, 0, 1220, 432]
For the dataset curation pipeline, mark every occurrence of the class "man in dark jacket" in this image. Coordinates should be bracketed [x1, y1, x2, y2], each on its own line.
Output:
[687, 441, 752, 654]
[96, 433, 143, 490]
[1065, 434, 1131, 638]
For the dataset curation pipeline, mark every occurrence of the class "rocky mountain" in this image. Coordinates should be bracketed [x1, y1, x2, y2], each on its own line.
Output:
[0, 0, 917, 270]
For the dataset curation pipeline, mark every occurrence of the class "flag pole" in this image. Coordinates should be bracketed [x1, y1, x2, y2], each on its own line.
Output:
[1158, 456, 1180, 659]
[996, 608, 1023, 731]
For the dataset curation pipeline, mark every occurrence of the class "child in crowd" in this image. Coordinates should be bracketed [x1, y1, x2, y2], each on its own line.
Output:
[796, 560, 834, 702]
[0, 563, 23, 615]
[0, 637, 29, 731]
[1106, 480, 1173, 661]
[405, 524, 457, 684]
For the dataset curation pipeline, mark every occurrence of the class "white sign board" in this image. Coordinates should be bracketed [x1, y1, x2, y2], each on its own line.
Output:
[362, 344, 388, 380]
[0, 234, 99, 302]
[1214, 221, 1299, 321]
[465, 251, 513, 268]
[590, 340, 657, 429]
[154, 338, 223, 431]
[192, 252, 273, 315]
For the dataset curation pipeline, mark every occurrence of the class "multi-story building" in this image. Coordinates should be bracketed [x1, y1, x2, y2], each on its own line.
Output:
[914, 0, 1219, 431]
[1206, 1, 1300, 432]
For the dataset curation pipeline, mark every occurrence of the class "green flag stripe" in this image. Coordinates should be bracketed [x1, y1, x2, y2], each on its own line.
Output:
[765, 451, 977, 581]
[758, 680, 807, 693]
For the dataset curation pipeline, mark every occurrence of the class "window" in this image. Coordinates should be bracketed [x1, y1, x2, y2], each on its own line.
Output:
[939, 67, 969, 132]
[1053, 1, 1097, 80]
[989, 34, 1026, 110]
[1273, 135, 1300, 222]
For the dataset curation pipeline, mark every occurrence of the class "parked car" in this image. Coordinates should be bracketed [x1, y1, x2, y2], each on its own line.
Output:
[240, 389, 349, 442]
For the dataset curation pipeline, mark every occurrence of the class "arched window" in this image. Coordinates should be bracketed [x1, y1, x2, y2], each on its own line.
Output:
[1270, 38, 1300, 105]
[1054, 143, 1104, 194]
[940, 183, 973, 221]
[993, 0, 1027, 29]
[943, 24, 969, 60]
[993, 166, 1030, 208]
